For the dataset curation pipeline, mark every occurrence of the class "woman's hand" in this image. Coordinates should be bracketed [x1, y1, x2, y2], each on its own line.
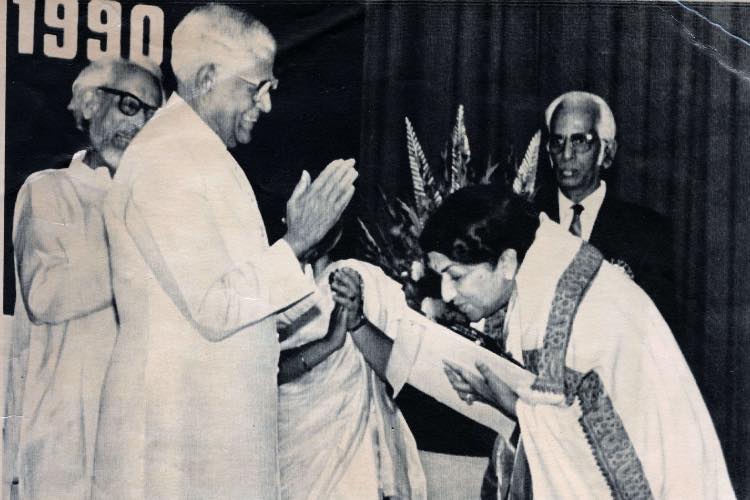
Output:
[443, 360, 517, 416]
[279, 299, 351, 384]
[326, 304, 350, 350]
[330, 267, 366, 331]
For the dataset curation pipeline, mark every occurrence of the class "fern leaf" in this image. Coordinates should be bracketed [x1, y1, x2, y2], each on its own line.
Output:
[513, 130, 541, 197]
[378, 189, 401, 224]
[358, 218, 382, 254]
[421, 159, 442, 212]
[405, 117, 432, 216]
[480, 154, 500, 185]
[450, 105, 471, 193]
[396, 198, 423, 233]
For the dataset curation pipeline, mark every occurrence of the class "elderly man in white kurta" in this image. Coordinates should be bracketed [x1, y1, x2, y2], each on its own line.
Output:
[91, 4, 358, 500]
[2, 58, 163, 500]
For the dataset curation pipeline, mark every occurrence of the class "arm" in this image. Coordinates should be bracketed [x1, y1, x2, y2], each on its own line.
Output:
[349, 321, 393, 381]
[330, 267, 395, 380]
[14, 175, 112, 324]
[278, 306, 347, 384]
[125, 158, 315, 342]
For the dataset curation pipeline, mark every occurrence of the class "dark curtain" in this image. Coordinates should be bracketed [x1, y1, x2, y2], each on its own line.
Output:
[360, 1, 750, 495]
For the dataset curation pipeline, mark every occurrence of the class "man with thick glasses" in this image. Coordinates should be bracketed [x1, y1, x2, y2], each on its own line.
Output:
[97, 86, 160, 121]
[540, 91, 674, 323]
[4, 57, 163, 500]
[92, 4, 358, 500]
[544, 91, 619, 238]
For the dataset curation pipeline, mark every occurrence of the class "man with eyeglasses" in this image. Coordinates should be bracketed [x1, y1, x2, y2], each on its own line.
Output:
[4, 57, 163, 500]
[540, 91, 674, 326]
[92, 4, 357, 500]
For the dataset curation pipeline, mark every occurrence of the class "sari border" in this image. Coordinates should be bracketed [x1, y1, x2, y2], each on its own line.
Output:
[530, 242, 603, 394]
[576, 370, 654, 500]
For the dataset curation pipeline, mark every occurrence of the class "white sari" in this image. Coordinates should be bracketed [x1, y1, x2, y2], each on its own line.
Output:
[277, 260, 426, 500]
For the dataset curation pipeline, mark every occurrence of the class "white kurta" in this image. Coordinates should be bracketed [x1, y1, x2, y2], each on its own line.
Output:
[277, 260, 426, 500]
[4, 152, 116, 500]
[93, 94, 315, 500]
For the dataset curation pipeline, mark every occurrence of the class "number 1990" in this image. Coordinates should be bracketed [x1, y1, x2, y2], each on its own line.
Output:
[13, 0, 165, 65]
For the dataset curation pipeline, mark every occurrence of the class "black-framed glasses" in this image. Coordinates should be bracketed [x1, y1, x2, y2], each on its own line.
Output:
[236, 76, 279, 103]
[98, 87, 159, 119]
[547, 132, 598, 154]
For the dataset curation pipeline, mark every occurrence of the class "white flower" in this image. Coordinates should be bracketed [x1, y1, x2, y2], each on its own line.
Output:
[420, 297, 444, 321]
[410, 260, 425, 282]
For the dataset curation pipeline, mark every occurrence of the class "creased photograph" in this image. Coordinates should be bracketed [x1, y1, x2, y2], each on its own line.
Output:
[1, 1, 748, 499]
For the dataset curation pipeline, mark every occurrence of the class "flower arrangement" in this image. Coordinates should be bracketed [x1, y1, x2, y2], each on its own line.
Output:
[358, 105, 540, 352]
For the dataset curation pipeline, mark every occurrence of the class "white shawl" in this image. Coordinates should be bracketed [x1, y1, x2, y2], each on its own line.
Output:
[506, 216, 735, 499]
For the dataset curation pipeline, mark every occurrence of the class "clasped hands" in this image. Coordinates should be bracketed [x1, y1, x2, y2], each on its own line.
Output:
[329, 267, 366, 332]
[319, 267, 366, 351]
[443, 360, 517, 416]
[283, 159, 358, 259]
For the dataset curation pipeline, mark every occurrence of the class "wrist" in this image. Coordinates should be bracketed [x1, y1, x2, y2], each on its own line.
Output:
[333, 333, 347, 351]
[348, 315, 367, 332]
[282, 233, 306, 259]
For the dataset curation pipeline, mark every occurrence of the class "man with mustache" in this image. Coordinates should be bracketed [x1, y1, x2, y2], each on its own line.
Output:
[92, 4, 357, 499]
[4, 57, 163, 500]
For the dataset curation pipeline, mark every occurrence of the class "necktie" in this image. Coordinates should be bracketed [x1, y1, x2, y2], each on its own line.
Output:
[569, 204, 584, 237]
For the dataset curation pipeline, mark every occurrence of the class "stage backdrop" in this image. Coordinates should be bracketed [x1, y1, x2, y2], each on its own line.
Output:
[359, 1, 750, 496]
[4, 0, 750, 495]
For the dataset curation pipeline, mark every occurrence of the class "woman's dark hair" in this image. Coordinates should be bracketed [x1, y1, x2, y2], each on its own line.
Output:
[419, 185, 539, 265]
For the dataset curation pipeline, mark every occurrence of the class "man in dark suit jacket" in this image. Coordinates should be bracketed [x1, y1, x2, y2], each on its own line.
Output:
[538, 91, 676, 335]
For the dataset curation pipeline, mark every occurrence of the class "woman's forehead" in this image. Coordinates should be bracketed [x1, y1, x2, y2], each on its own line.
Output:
[426, 252, 451, 270]
[427, 251, 497, 274]
[427, 252, 477, 273]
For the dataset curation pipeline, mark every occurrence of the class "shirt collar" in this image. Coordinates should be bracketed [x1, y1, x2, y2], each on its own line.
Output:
[68, 150, 112, 189]
[558, 180, 607, 214]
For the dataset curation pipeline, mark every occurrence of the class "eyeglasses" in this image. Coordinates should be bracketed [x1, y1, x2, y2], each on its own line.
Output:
[547, 132, 598, 155]
[98, 87, 159, 120]
[236, 76, 279, 104]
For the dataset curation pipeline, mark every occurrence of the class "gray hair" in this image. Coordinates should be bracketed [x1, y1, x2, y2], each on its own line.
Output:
[544, 91, 616, 141]
[68, 57, 164, 131]
[171, 3, 276, 89]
